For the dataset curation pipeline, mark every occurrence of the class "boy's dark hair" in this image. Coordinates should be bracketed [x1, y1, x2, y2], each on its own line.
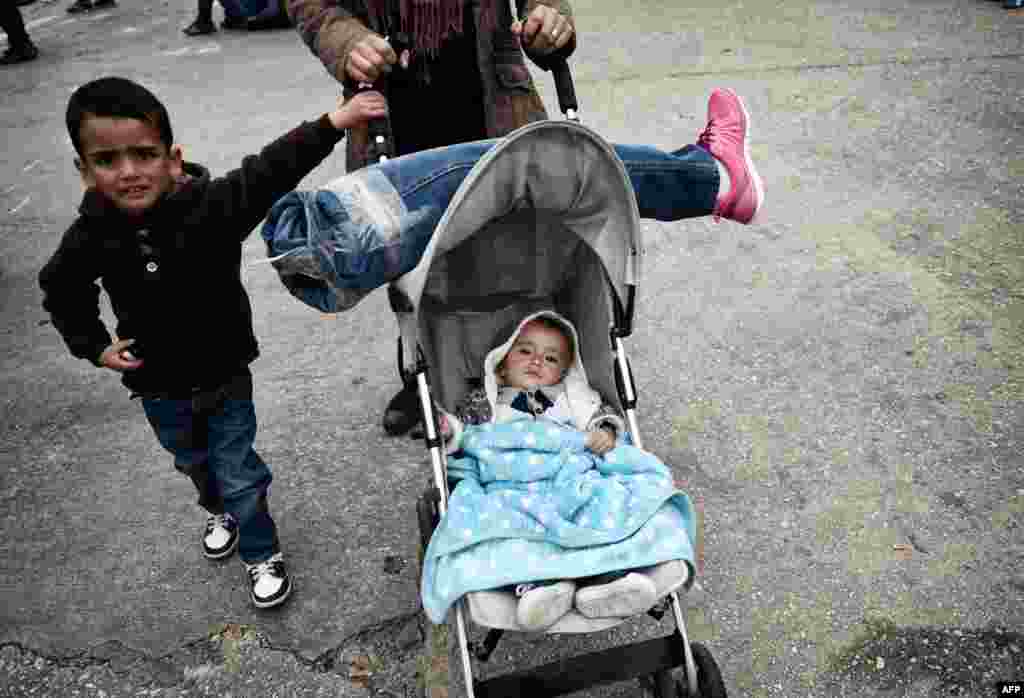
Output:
[66, 77, 174, 157]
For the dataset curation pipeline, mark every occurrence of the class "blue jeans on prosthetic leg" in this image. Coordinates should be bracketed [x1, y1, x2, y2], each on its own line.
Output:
[140, 369, 278, 564]
[262, 138, 718, 313]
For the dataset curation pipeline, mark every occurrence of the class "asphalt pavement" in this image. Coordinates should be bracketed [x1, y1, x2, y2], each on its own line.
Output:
[1, 1, 1022, 696]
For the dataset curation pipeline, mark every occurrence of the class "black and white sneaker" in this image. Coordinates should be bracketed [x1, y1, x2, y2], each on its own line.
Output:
[202, 513, 239, 560]
[246, 553, 291, 609]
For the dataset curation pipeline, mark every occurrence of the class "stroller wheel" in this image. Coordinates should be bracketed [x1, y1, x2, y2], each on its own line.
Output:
[646, 643, 727, 698]
[679, 642, 728, 698]
[648, 667, 675, 698]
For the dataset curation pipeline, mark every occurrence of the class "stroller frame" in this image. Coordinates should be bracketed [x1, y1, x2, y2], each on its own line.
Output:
[360, 19, 726, 693]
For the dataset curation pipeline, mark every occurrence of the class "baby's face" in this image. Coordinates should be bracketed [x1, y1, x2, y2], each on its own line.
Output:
[498, 321, 571, 389]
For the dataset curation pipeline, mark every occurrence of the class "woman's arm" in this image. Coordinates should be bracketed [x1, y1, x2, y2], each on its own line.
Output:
[287, 0, 377, 87]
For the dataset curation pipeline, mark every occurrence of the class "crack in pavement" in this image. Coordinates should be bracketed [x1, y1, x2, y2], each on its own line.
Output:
[261, 610, 426, 674]
[0, 610, 427, 696]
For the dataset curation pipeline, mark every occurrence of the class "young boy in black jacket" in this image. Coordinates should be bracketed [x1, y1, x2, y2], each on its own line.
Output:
[39, 76, 385, 609]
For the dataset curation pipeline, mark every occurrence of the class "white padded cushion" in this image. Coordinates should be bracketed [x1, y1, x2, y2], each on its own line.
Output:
[465, 559, 693, 634]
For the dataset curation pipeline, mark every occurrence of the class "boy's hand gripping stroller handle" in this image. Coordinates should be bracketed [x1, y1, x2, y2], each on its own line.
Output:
[359, 87, 392, 162]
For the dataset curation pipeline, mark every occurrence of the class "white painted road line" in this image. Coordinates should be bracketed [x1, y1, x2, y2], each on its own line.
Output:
[25, 15, 60, 31]
[9, 197, 32, 215]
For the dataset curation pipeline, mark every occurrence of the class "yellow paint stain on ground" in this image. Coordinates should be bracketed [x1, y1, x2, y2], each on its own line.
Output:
[910, 335, 930, 370]
[974, 14, 996, 32]
[941, 383, 993, 434]
[848, 526, 902, 578]
[573, 0, 859, 78]
[736, 574, 755, 596]
[683, 605, 720, 644]
[418, 621, 449, 698]
[894, 463, 930, 514]
[813, 143, 835, 160]
[825, 598, 962, 682]
[210, 623, 256, 674]
[910, 79, 932, 98]
[844, 96, 882, 131]
[815, 479, 881, 546]
[750, 268, 770, 288]
[866, 591, 963, 628]
[748, 592, 839, 690]
[862, 13, 899, 33]
[736, 414, 772, 481]
[671, 398, 721, 449]
[927, 543, 977, 579]
[992, 494, 1024, 530]
[801, 203, 1022, 431]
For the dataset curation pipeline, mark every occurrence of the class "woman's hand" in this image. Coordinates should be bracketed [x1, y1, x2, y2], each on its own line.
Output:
[345, 34, 411, 84]
[511, 6, 573, 55]
[345, 34, 396, 84]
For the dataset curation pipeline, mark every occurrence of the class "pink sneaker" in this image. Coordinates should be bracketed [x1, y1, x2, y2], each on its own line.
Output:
[696, 88, 765, 224]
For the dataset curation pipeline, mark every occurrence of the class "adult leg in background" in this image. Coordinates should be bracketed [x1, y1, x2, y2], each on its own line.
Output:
[183, 0, 217, 34]
[0, 3, 37, 64]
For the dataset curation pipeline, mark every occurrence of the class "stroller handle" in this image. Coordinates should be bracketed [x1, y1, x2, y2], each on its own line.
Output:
[355, 78, 394, 163]
[512, 0, 578, 118]
[356, 27, 579, 165]
[528, 48, 578, 120]
[551, 57, 578, 120]
[356, 33, 412, 163]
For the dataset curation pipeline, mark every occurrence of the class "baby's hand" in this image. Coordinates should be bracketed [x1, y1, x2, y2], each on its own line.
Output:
[438, 413, 452, 441]
[328, 91, 388, 130]
[98, 338, 143, 372]
[585, 427, 615, 456]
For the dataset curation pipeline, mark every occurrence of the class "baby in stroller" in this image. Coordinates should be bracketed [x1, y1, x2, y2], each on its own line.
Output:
[423, 310, 695, 631]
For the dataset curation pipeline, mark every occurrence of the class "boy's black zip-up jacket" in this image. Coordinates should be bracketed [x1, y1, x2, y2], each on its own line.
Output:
[39, 115, 344, 395]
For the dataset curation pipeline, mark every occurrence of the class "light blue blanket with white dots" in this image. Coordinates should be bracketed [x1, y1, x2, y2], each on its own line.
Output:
[420, 418, 696, 623]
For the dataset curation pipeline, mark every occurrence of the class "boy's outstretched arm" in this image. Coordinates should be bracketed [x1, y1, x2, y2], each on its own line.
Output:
[205, 91, 387, 241]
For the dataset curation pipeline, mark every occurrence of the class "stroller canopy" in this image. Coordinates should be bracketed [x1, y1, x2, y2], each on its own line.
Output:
[395, 121, 645, 411]
[394, 120, 643, 323]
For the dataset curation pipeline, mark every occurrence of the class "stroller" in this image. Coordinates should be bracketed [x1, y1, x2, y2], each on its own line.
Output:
[385, 56, 729, 698]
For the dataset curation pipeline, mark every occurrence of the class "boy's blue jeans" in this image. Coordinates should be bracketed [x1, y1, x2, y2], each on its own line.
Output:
[140, 369, 278, 564]
[262, 138, 719, 313]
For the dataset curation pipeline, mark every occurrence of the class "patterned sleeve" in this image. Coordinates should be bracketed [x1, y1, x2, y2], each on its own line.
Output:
[454, 387, 492, 426]
[438, 387, 493, 455]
